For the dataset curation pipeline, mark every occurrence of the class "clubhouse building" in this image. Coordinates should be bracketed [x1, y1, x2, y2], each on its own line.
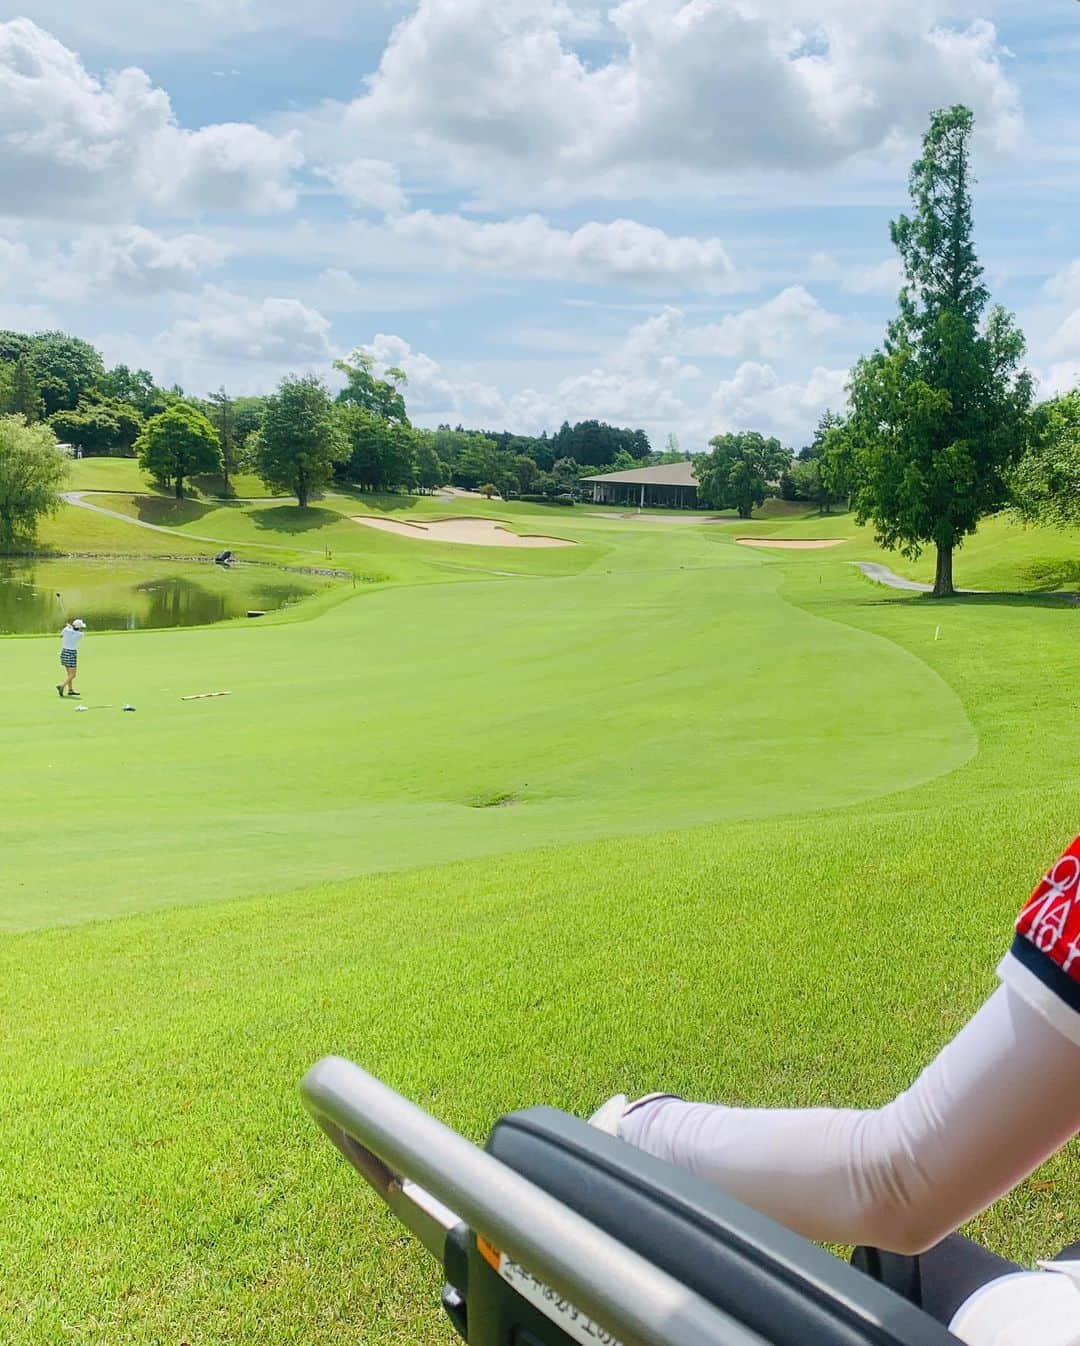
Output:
[581, 460, 700, 509]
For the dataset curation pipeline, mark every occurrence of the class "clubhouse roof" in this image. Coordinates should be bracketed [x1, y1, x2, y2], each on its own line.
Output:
[581, 460, 700, 508]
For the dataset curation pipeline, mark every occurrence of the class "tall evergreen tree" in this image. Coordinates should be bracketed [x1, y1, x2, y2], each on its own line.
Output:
[11, 356, 43, 423]
[206, 388, 238, 489]
[845, 106, 1032, 596]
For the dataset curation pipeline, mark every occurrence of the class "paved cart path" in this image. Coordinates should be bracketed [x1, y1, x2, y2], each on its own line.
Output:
[851, 561, 933, 592]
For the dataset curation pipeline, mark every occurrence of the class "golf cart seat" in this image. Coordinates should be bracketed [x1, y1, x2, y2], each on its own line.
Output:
[301, 1057, 961, 1346]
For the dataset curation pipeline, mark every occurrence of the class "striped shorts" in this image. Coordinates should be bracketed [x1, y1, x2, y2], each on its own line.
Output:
[60, 649, 78, 669]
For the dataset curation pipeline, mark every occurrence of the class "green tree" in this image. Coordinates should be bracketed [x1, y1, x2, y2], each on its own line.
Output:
[26, 332, 106, 416]
[136, 404, 222, 499]
[550, 456, 581, 496]
[512, 453, 540, 495]
[0, 415, 70, 552]
[11, 357, 44, 423]
[452, 434, 508, 492]
[334, 350, 410, 423]
[205, 387, 243, 490]
[233, 397, 266, 443]
[51, 395, 143, 456]
[0, 331, 32, 365]
[845, 106, 1033, 596]
[337, 405, 417, 492]
[794, 410, 847, 513]
[98, 365, 169, 417]
[256, 375, 344, 507]
[697, 431, 792, 518]
[1009, 389, 1080, 528]
[413, 431, 447, 494]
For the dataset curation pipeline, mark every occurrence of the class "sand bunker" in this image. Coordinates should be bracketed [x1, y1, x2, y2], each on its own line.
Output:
[736, 537, 845, 550]
[351, 515, 574, 548]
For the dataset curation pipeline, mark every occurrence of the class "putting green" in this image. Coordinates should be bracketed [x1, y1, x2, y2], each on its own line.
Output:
[4, 514, 973, 929]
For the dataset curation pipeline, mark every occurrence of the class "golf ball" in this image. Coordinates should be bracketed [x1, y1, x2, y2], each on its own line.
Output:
[75, 705, 88, 713]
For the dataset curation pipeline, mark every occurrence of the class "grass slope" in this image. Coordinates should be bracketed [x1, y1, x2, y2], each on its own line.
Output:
[0, 496, 1077, 1345]
[4, 518, 973, 929]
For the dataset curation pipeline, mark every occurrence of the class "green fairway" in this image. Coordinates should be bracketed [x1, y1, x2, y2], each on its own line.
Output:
[5, 509, 974, 929]
[1, 493, 1077, 1344]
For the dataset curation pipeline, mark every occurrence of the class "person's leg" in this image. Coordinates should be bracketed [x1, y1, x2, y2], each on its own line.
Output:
[852, 1234, 1020, 1324]
[63, 660, 78, 694]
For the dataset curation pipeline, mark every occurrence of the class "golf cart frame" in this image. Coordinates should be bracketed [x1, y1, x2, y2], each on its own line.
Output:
[301, 1057, 961, 1346]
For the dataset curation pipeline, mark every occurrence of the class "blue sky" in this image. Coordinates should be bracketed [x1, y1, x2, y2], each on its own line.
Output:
[1, 1, 1077, 449]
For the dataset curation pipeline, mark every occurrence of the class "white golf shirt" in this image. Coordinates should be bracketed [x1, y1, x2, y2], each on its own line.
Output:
[61, 624, 84, 651]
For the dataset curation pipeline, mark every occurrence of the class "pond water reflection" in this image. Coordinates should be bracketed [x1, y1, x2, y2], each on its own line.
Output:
[0, 559, 329, 634]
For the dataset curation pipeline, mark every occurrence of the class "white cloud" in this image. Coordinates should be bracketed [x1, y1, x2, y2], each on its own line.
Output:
[366, 333, 506, 421]
[390, 210, 737, 285]
[334, 0, 1020, 199]
[612, 289, 839, 375]
[152, 122, 302, 215]
[709, 362, 849, 439]
[320, 157, 408, 215]
[1037, 362, 1080, 399]
[0, 301, 58, 333]
[0, 236, 31, 288]
[359, 310, 848, 447]
[42, 226, 228, 299]
[1049, 309, 1080, 360]
[362, 330, 684, 435]
[1046, 260, 1080, 308]
[0, 19, 302, 218]
[810, 252, 904, 295]
[684, 287, 839, 359]
[158, 287, 335, 365]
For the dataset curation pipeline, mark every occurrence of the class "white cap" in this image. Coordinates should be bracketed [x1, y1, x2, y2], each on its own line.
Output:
[72, 618, 87, 629]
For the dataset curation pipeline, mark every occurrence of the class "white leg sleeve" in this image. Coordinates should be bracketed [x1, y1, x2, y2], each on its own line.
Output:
[619, 987, 1080, 1253]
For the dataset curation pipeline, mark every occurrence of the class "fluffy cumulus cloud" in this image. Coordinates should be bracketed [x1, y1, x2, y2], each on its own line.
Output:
[360, 289, 850, 444]
[158, 287, 335, 364]
[390, 211, 737, 284]
[365, 333, 507, 422]
[709, 361, 849, 438]
[363, 329, 687, 435]
[0, 19, 302, 218]
[612, 289, 839, 371]
[43, 226, 228, 299]
[337, 0, 1020, 196]
[320, 157, 409, 214]
[683, 287, 839, 359]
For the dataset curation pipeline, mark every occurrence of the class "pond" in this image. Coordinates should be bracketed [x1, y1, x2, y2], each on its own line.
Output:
[0, 558, 334, 634]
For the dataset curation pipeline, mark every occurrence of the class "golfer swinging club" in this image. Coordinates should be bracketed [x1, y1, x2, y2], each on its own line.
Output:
[56, 618, 86, 698]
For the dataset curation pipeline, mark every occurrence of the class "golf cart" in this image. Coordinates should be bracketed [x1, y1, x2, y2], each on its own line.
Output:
[301, 1057, 960, 1345]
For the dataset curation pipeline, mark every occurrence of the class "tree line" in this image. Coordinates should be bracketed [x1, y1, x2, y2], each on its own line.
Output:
[1, 103, 1077, 587]
[0, 331, 662, 512]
